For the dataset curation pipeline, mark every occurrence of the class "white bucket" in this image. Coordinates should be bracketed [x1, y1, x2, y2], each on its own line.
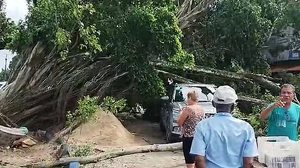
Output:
[257, 136, 290, 164]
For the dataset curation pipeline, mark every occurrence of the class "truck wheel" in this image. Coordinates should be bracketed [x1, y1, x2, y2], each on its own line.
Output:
[166, 129, 174, 143]
[159, 118, 166, 132]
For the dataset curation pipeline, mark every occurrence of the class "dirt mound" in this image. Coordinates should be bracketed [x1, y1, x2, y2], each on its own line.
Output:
[67, 111, 147, 148]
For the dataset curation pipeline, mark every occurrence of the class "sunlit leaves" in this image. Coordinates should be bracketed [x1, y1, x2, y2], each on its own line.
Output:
[0, 3, 16, 50]
[10, 0, 193, 100]
[12, 0, 101, 57]
[55, 28, 71, 50]
[79, 24, 101, 53]
[202, 0, 272, 73]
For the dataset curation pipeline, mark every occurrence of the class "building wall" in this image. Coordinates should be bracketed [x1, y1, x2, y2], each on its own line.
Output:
[264, 27, 300, 64]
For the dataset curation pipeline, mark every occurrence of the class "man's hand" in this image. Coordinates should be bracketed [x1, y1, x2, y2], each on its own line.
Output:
[260, 99, 285, 120]
[195, 156, 205, 168]
[273, 100, 286, 108]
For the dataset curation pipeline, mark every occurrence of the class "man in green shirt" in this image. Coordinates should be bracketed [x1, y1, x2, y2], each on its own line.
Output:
[260, 84, 300, 141]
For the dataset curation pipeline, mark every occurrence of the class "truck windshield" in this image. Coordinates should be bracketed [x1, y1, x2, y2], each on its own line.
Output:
[174, 86, 214, 102]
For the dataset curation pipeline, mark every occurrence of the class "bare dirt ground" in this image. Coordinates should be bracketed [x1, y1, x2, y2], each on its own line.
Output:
[85, 151, 185, 168]
[0, 111, 265, 168]
[0, 111, 183, 168]
[83, 112, 185, 168]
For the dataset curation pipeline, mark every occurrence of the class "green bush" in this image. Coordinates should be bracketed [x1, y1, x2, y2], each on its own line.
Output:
[73, 145, 93, 157]
[66, 96, 99, 125]
[100, 96, 127, 114]
[234, 91, 278, 137]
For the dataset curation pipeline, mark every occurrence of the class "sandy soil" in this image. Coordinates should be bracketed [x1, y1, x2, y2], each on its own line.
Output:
[85, 151, 185, 168]
[0, 111, 266, 168]
[0, 111, 171, 168]
[0, 144, 56, 167]
[67, 112, 148, 149]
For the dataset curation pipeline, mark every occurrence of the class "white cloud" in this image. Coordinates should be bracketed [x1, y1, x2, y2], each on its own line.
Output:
[4, 0, 28, 23]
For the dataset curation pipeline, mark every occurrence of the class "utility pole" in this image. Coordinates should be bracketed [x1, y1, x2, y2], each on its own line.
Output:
[4, 54, 7, 81]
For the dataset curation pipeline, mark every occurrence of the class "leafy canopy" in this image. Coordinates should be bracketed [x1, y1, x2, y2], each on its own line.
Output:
[10, 0, 194, 100]
[185, 0, 300, 73]
[0, 0, 16, 50]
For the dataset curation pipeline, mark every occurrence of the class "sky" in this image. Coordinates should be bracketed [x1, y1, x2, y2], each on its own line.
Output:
[0, 0, 28, 71]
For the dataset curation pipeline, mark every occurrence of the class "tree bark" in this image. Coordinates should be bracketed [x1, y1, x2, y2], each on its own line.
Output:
[155, 64, 282, 95]
[177, 0, 215, 31]
[157, 68, 268, 113]
[0, 42, 130, 129]
[25, 142, 183, 168]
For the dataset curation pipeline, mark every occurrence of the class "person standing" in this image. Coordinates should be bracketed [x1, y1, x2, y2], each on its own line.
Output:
[190, 85, 258, 168]
[177, 91, 205, 168]
[260, 84, 300, 141]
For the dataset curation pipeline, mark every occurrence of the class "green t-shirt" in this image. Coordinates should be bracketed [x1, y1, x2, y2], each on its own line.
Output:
[267, 102, 300, 141]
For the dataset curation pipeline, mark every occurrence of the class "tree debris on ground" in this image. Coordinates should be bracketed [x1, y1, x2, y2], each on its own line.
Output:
[26, 142, 183, 168]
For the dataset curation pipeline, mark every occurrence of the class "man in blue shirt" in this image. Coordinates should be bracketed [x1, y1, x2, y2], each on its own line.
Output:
[190, 85, 258, 168]
[260, 84, 300, 141]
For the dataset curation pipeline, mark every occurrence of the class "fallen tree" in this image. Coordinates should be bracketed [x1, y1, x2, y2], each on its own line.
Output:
[0, 0, 285, 131]
[0, 42, 279, 129]
[156, 69, 267, 106]
[0, 0, 193, 129]
[0, 41, 280, 130]
[25, 142, 183, 168]
[156, 64, 282, 95]
[0, 42, 129, 129]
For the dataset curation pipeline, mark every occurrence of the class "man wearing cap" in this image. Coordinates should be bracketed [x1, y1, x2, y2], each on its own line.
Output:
[190, 85, 258, 168]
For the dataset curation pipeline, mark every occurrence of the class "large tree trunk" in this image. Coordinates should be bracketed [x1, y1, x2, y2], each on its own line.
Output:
[26, 142, 183, 168]
[0, 42, 129, 129]
[155, 64, 282, 95]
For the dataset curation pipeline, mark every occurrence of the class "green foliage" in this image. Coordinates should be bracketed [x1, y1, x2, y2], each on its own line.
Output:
[234, 91, 277, 136]
[104, 3, 194, 98]
[275, 1, 300, 30]
[10, 0, 101, 55]
[101, 96, 127, 114]
[202, 0, 271, 73]
[66, 96, 99, 125]
[260, 90, 277, 103]
[73, 145, 92, 157]
[10, 0, 193, 101]
[184, 0, 300, 74]
[234, 106, 267, 136]
[0, 2, 16, 50]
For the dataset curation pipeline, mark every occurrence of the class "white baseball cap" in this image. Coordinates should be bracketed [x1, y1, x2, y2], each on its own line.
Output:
[213, 85, 238, 104]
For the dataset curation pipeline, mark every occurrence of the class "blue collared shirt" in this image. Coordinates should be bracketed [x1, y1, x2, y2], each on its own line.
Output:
[190, 112, 258, 168]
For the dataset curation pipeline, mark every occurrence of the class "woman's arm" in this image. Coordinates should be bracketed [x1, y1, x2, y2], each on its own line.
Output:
[177, 108, 188, 126]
